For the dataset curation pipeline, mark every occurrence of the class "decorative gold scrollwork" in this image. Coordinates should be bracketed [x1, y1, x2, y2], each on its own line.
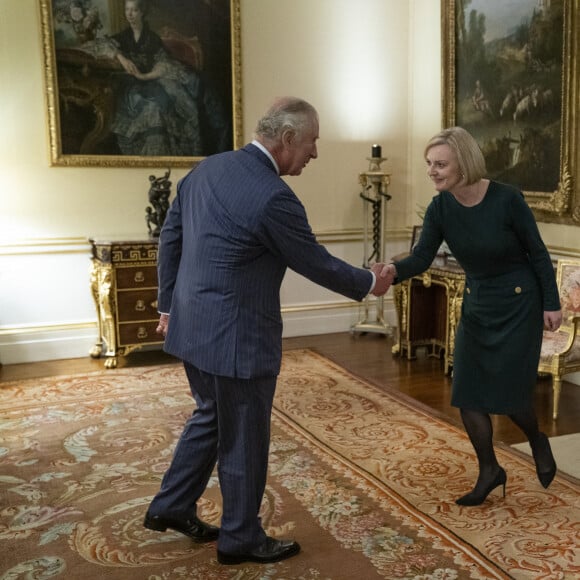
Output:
[447, 278, 465, 363]
[391, 283, 410, 355]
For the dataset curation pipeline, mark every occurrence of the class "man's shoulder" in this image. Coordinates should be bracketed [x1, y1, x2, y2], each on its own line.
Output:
[213, 145, 281, 182]
[200, 145, 265, 168]
[179, 147, 282, 195]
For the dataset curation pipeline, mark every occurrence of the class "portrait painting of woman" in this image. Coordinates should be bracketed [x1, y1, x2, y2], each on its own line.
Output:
[44, 0, 239, 166]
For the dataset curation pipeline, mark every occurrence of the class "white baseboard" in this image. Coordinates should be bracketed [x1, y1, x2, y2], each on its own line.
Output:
[282, 301, 397, 337]
[0, 302, 398, 365]
[0, 325, 97, 365]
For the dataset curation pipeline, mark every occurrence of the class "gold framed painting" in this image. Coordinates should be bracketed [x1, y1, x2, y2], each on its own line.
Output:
[39, 0, 242, 168]
[441, 0, 579, 225]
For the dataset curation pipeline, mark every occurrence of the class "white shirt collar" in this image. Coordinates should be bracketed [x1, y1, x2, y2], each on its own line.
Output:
[252, 139, 279, 175]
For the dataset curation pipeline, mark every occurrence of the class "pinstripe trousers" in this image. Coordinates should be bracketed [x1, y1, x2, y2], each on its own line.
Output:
[148, 361, 277, 553]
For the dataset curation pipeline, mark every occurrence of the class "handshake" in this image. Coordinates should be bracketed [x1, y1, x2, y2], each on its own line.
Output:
[369, 263, 396, 297]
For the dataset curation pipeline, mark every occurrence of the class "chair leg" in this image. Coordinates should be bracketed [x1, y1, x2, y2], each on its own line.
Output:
[552, 376, 562, 420]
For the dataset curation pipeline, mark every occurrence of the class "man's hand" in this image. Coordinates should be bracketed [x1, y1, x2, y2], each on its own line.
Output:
[156, 313, 170, 337]
[370, 262, 395, 297]
[544, 310, 562, 332]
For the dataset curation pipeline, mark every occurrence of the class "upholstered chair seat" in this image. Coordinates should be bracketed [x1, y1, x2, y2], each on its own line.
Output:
[538, 259, 580, 420]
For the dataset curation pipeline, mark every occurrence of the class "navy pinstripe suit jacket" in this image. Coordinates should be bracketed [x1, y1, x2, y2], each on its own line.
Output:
[158, 143, 373, 379]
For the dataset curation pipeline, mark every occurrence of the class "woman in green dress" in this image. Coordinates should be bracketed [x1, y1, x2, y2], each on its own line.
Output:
[387, 127, 562, 505]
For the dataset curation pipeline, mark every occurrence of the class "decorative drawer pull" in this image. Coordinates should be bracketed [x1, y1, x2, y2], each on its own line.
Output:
[137, 327, 148, 339]
[135, 300, 146, 312]
[151, 300, 158, 309]
[134, 271, 145, 283]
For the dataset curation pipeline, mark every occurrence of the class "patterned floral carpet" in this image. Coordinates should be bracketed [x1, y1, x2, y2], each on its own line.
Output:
[0, 349, 578, 579]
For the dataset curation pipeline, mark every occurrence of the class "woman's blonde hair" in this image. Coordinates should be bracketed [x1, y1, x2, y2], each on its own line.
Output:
[424, 126, 486, 184]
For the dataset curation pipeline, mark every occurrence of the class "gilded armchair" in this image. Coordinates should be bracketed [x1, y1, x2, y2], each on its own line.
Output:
[538, 259, 580, 419]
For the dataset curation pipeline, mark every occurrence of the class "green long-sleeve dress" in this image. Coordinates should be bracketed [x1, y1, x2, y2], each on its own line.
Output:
[394, 181, 560, 414]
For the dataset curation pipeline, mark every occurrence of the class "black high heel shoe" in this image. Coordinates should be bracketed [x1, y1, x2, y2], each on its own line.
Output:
[532, 433, 557, 489]
[455, 467, 507, 506]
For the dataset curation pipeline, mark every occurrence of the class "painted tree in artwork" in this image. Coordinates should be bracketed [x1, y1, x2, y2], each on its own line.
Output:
[528, 0, 563, 66]
[454, 0, 563, 192]
[456, 0, 499, 103]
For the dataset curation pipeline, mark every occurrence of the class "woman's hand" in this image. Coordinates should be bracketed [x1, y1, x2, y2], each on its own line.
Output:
[544, 310, 562, 332]
[117, 53, 140, 76]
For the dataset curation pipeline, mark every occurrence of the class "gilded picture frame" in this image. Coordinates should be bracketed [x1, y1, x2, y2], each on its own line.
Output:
[39, 0, 242, 168]
[441, 0, 579, 225]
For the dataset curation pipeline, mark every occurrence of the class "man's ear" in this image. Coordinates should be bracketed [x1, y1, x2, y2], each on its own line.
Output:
[281, 129, 295, 148]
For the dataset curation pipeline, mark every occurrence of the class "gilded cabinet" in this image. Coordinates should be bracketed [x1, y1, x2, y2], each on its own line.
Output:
[392, 254, 465, 374]
[89, 238, 162, 368]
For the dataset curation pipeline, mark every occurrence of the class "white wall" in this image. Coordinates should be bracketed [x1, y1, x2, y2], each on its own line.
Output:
[408, 0, 443, 222]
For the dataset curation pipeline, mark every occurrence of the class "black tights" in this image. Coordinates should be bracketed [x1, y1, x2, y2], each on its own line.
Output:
[508, 409, 541, 445]
[460, 407, 551, 481]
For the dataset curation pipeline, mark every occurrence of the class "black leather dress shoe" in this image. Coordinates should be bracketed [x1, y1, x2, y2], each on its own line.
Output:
[143, 511, 219, 542]
[217, 536, 301, 565]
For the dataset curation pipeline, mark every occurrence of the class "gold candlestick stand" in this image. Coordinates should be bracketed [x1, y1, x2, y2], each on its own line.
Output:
[351, 154, 392, 335]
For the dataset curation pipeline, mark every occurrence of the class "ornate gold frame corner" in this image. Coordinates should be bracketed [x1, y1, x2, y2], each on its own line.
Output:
[38, 0, 242, 168]
[441, 0, 579, 225]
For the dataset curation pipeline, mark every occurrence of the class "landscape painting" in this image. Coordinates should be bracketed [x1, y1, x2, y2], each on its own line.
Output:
[442, 0, 579, 224]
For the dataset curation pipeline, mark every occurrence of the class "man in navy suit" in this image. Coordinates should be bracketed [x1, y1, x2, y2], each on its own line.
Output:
[144, 97, 393, 565]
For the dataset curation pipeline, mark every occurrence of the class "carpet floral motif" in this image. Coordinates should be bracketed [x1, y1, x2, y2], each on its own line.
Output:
[276, 350, 580, 580]
[0, 350, 578, 579]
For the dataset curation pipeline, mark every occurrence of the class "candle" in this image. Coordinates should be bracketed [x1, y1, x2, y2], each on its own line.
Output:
[372, 144, 382, 158]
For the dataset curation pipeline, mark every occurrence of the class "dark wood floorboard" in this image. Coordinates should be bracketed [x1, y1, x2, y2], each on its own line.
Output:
[1, 332, 578, 446]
